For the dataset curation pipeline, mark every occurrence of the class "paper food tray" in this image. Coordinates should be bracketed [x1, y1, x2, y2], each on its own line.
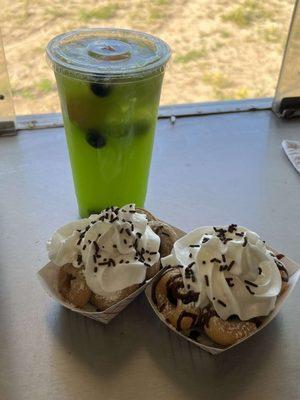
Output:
[37, 221, 185, 324]
[145, 246, 300, 355]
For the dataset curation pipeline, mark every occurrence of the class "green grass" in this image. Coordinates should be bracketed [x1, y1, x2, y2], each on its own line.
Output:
[202, 71, 233, 89]
[235, 87, 250, 99]
[15, 88, 35, 99]
[46, 7, 68, 18]
[262, 26, 281, 43]
[222, 0, 272, 28]
[174, 49, 207, 63]
[36, 79, 53, 94]
[153, 0, 170, 4]
[219, 29, 231, 38]
[79, 4, 118, 21]
[149, 7, 166, 20]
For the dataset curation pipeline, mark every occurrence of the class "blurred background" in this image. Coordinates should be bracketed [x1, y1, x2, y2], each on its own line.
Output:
[1, 0, 294, 115]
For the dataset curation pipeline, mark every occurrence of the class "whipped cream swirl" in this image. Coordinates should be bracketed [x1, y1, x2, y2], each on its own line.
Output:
[47, 204, 160, 295]
[161, 225, 282, 321]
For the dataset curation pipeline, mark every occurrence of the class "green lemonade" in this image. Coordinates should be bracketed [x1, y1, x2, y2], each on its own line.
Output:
[55, 71, 163, 217]
[47, 29, 170, 217]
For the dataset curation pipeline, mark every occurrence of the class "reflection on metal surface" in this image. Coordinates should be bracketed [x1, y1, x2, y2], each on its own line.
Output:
[273, 0, 300, 119]
[0, 28, 16, 136]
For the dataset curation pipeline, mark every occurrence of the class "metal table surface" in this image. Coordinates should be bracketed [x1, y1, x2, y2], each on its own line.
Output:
[1, 110, 300, 400]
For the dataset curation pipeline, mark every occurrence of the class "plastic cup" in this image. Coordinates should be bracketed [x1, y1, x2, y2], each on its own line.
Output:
[46, 28, 171, 217]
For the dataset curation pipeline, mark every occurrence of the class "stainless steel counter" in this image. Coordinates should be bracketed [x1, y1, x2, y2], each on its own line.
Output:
[1, 109, 300, 399]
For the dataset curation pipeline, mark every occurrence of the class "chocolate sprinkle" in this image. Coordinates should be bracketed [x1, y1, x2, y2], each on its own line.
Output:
[204, 275, 209, 286]
[94, 267, 98, 273]
[244, 280, 258, 287]
[202, 260, 206, 265]
[210, 258, 221, 263]
[202, 237, 209, 244]
[226, 277, 234, 287]
[228, 224, 237, 233]
[276, 254, 285, 260]
[227, 260, 235, 271]
[235, 232, 244, 237]
[93, 255, 97, 263]
[242, 236, 248, 247]
[93, 241, 99, 253]
[187, 262, 195, 268]
[189, 253, 192, 258]
[258, 267, 262, 274]
[124, 239, 127, 244]
[83, 244, 86, 250]
[217, 299, 227, 307]
[222, 254, 226, 262]
[125, 228, 131, 236]
[77, 254, 82, 265]
[246, 285, 255, 295]
[189, 244, 200, 248]
[108, 258, 116, 267]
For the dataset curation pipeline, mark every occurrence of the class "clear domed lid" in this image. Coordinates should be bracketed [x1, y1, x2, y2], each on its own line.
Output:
[46, 28, 171, 82]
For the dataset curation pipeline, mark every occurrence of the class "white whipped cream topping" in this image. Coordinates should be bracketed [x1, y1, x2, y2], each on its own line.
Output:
[161, 225, 282, 321]
[47, 204, 160, 294]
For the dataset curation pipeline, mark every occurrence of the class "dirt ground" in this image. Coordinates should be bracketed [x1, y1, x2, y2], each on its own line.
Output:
[1, 0, 294, 115]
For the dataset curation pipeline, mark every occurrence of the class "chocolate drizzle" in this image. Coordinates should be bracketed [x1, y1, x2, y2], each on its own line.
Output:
[198, 306, 217, 328]
[176, 311, 198, 331]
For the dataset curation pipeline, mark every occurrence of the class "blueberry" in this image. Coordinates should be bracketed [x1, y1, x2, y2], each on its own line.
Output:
[86, 130, 106, 148]
[133, 119, 152, 135]
[90, 83, 111, 97]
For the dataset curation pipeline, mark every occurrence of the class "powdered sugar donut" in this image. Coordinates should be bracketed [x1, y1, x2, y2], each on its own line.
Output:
[153, 268, 200, 331]
[58, 264, 91, 308]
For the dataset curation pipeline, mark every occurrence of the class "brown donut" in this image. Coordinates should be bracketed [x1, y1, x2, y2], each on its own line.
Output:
[145, 261, 160, 280]
[58, 264, 91, 308]
[149, 221, 178, 258]
[153, 268, 200, 332]
[136, 207, 157, 222]
[90, 284, 139, 311]
[204, 316, 257, 346]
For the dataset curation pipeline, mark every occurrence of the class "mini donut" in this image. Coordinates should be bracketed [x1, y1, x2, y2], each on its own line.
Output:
[136, 207, 157, 222]
[90, 284, 139, 311]
[153, 268, 200, 332]
[145, 261, 160, 280]
[145, 222, 179, 279]
[149, 221, 178, 258]
[58, 264, 91, 308]
[204, 316, 257, 346]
